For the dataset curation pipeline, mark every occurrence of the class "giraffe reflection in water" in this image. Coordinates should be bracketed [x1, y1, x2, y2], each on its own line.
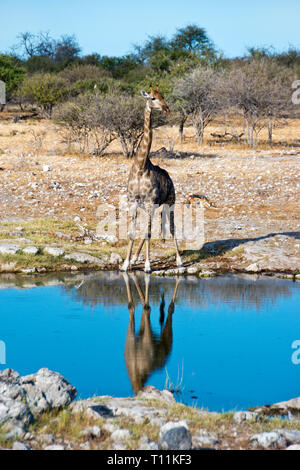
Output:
[122, 273, 180, 395]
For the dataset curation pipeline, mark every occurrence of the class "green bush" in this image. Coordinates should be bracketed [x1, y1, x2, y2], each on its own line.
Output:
[18, 73, 68, 118]
[0, 54, 26, 101]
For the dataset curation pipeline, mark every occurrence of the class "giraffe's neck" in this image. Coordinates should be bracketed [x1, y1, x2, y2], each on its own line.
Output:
[135, 103, 152, 169]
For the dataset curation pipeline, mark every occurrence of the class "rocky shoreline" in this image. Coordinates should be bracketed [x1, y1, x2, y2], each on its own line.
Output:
[0, 236, 299, 279]
[1, 368, 300, 451]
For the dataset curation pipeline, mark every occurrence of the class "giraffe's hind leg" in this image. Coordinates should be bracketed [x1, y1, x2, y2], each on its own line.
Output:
[163, 191, 182, 267]
[169, 208, 182, 267]
[161, 205, 167, 243]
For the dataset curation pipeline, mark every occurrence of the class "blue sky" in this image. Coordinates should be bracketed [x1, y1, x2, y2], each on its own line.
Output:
[1, 0, 299, 58]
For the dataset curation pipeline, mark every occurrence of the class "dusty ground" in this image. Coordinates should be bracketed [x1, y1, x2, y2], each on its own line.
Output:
[0, 111, 299, 274]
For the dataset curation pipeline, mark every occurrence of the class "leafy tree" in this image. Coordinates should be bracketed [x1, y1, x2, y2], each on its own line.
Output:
[132, 27, 218, 77]
[133, 35, 170, 63]
[24, 55, 58, 73]
[81, 53, 102, 66]
[246, 46, 273, 60]
[54, 34, 81, 64]
[18, 73, 68, 118]
[99, 55, 138, 79]
[170, 24, 216, 58]
[0, 54, 26, 105]
[275, 48, 300, 78]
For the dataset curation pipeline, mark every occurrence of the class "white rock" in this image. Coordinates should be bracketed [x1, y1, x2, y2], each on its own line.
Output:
[111, 429, 132, 441]
[280, 429, 300, 445]
[138, 435, 159, 450]
[159, 421, 192, 450]
[0, 368, 76, 433]
[233, 411, 258, 424]
[271, 396, 300, 412]
[137, 386, 175, 404]
[44, 247, 65, 257]
[19, 368, 77, 414]
[246, 263, 260, 273]
[109, 253, 123, 265]
[193, 429, 219, 447]
[198, 270, 215, 277]
[112, 442, 127, 450]
[187, 266, 199, 275]
[64, 252, 103, 265]
[0, 243, 20, 255]
[44, 445, 65, 450]
[21, 267, 37, 274]
[12, 441, 30, 450]
[103, 423, 118, 433]
[22, 246, 40, 255]
[97, 234, 118, 243]
[160, 420, 189, 434]
[81, 425, 102, 438]
[250, 431, 286, 449]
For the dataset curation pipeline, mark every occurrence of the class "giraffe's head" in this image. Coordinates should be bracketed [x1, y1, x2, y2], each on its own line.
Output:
[140, 85, 170, 115]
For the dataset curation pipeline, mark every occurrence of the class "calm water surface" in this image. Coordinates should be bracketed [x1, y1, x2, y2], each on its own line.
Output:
[0, 272, 299, 412]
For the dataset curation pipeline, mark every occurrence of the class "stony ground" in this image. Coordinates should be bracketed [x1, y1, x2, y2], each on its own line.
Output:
[0, 113, 299, 275]
[1, 368, 300, 451]
[2, 390, 300, 451]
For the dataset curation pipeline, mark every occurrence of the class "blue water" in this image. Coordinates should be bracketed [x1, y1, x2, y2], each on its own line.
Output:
[0, 272, 299, 412]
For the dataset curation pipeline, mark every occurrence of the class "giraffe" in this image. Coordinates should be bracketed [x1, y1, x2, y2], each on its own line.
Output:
[123, 272, 180, 394]
[121, 85, 182, 273]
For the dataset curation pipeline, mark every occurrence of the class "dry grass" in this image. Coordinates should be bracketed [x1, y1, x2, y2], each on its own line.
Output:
[28, 407, 109, 449]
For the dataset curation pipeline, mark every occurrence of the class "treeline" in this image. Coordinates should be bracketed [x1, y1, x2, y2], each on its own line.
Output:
[0, 25, 299, 152]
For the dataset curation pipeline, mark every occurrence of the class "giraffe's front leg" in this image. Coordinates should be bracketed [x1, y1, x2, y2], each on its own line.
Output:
[131, 237, 145, 265]
[120, 239, 134, 272]
[144, 205, 153, 273]
[144, 243, 151, 273]
[121, 207, 137, 272]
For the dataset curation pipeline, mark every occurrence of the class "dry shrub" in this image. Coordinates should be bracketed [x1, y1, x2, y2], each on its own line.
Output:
[54, 91, 167, 157]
